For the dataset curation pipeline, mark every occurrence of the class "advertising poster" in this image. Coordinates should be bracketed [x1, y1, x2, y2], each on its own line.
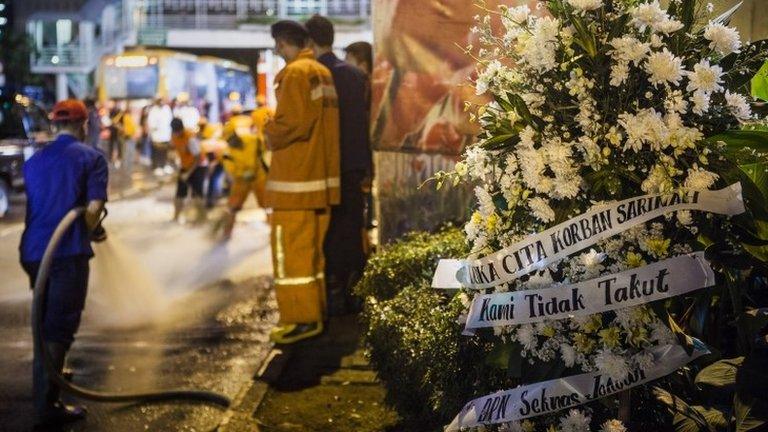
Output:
[371, 0, 531, 241]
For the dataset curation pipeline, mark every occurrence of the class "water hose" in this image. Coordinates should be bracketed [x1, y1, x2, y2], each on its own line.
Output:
[32, 207, 231, 407]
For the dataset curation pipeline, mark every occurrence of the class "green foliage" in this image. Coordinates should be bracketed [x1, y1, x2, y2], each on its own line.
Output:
[355, 227, 468, 301]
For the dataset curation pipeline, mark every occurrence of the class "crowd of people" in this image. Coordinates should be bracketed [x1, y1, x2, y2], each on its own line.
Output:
[18, 14, 374, 427]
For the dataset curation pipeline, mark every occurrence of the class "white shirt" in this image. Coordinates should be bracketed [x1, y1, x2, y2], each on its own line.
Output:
[147, 105, 173, 143]
[174, 105, 201, 132]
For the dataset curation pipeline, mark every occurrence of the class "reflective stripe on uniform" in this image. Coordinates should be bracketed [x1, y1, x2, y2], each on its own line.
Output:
[266, 177, 340, 193]
[275, 224, 285, 279]
[275, 275, 318, 286]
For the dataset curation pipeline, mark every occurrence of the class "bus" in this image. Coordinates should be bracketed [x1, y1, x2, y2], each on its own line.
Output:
[98, 48, 256, 122]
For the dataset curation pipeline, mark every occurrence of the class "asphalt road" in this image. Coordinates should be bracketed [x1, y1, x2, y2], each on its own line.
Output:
[0, 185, 276, 432]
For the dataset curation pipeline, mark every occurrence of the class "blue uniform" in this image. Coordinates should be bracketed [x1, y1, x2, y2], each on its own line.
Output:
[20, 134, 109, 263]
[20, 133, 108, 345]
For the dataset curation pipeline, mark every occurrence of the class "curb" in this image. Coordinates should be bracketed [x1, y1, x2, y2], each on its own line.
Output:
[217, 345, 294, 431]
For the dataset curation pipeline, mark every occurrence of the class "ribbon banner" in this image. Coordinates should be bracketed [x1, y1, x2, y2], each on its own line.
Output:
[432, 183, 744, 289]
[446, 342, 709, 431]
[465, 253, 714, 329]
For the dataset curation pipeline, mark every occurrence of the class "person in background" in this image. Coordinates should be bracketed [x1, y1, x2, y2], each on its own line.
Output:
[220, 121, 268, 239]
[106, 104, 125, 168]
[306, 15, 372, 316]
[83, 98, 101, 150]
[20, 99, 108, 427]
[251, 95, 274, 136]
[199, 120, 227, 209]
[118, 102, 138, 169]
[174, 93, 201, 133]
[146, 98, 173, 175]
[344, 41, 373, 77]
[170, 118, 207, 222]
[264, 20, 340, 344]
[345, 40, 378, 234]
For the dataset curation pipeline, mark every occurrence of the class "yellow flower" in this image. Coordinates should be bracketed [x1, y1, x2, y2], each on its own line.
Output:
[582, 315, 603, 333]
[521, 420, 535, 432]
[471, 211, 483, 226]
[454, 161, 467, 177]
[574, 333, 596, 354]
[625, 251, 646, 268]
[632, 307, 653, 324]
[626, 326, 649, 347]
[540, 325, 556, 338]
[598, 326, 621, 348]
[486, 213, 499, 232]
[644, 237, 671, 258]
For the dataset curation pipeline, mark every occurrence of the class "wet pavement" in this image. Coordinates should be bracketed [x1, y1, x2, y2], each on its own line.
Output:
[0, 184, 276, 432]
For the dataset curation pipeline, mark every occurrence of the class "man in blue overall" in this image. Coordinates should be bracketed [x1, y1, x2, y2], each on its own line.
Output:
[19, 99, 108, 427]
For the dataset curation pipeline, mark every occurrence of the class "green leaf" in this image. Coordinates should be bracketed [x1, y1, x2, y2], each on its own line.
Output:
[654, 387, 725, 432]
[485, 342, 520, 370]
[696, 357, 743, 389]
[734, 394, 767, 432]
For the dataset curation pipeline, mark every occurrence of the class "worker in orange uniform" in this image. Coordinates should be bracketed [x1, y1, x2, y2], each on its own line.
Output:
[170, 118, 207, 223]
[264, 20, 340, 344]
[220, 121, 269, 239]
[251, 95, 274, 136]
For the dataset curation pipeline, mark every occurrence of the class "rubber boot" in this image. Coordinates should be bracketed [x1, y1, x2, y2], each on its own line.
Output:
[173, 198, 184, 222]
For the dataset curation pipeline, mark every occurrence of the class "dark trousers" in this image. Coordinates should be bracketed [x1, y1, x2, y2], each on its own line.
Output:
[176, 167, 207, 198]
[23, 255, 90, 415]
[206, 164, 225, 207]
[324, 170, 367, 291]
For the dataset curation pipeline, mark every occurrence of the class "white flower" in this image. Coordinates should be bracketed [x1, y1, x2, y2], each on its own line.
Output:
[594, 349, 631, 380]
[516, 324, 537, 350]
[475, 186, 496, 217]
[704, 22, 741, 55]
[684, 167, 718, 191]
[633, 350, 655, 370]
[653, 17, 684, 34]
[686, 59, 724, 94]
[618, 109, 667, 152]
[559, 409, 591, 432]
[600, 419, 628, 432]
[677, 210, 693, 225]
[691, 90, 711, 115]
[645, 49, 684, 86]
[630, 1, 666, 32]
[561, 343, 577, 367]
[567, 0, 602, 12]
[609, 36, 650, 65]
[529, 196, 556, 223]
[725, 90, 753, 120]
[503, 5, 531, 25]
[518, 17, 561, 72]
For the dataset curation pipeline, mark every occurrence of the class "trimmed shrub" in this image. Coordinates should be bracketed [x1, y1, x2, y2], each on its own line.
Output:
[356, 227, 506, 430]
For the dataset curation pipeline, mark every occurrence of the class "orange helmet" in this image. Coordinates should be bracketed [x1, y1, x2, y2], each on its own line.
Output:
[50, 99, 88, 122]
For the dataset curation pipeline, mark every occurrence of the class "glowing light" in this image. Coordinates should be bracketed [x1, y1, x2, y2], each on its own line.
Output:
[114, 55, 149, 68]
[51, 56, 60, 64]
[228, 91, 241, 101]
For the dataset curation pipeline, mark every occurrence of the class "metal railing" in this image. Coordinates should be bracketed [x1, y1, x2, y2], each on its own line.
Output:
[32, 46, 95, 69]
[136, 0, 370, 30]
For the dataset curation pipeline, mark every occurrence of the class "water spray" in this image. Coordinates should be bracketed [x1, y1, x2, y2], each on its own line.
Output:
[32, 207, 231, 407]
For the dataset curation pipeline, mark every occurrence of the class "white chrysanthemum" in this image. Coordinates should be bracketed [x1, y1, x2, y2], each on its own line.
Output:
[529, 196, 555, 223]
[518, 17, 561, 72]
[645, 49, 684, 86]
[559, 409, 591, 432]
[704, 22, 742, 55]
[633, 350, 655, 371]
[691, 90, 711, 115]
[725, 90, 753, 120]
[610, 62, 630, 87]
[561, 343, 577, 367]
[676, 210, 693, 226]
[516, 324, 537, 350]
[600, 419, 628, 432]
[609, 36, 650, 65]
[503, 5, 531, 26]
[686, 59, 724, 94]
[567, 0, 602, 11]
[630, 0, 666, 31]
[653, 17, 684, 34]
[684, 167, 718, 191]
[618, 109, 667, 152]
[594, 349, 631, 380]
[475, 186, 496, 217]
